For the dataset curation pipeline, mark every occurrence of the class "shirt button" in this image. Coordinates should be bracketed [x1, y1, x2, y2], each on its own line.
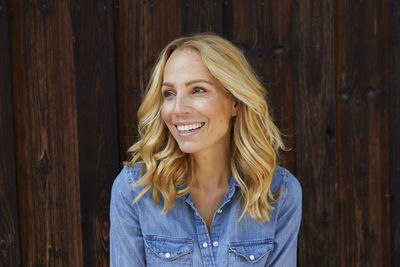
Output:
[202, 242, 208, 248]
[165, 252, 171, 259]
[213, 241, 219, 247]
[217, 209, 222, 213]
[249, 255, 255, 261]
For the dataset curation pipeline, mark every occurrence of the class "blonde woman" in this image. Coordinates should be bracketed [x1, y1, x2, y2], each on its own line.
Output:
[110, 33, 302, 266]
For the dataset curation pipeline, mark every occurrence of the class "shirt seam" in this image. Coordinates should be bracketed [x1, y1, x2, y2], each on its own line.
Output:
[274, 169, 290, 219]
[123, 165, 141, 216]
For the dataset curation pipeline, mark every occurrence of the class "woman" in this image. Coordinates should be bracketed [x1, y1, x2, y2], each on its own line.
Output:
[110, 33, 302, 266]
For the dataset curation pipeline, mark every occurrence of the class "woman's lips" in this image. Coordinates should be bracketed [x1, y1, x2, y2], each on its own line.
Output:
[174, 122, 205, 135]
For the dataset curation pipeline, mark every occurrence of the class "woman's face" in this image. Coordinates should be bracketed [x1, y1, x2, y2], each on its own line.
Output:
[161, 48, 238, 156]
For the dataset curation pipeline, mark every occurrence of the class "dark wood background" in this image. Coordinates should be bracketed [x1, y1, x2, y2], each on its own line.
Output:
[1, 0, 398, 266]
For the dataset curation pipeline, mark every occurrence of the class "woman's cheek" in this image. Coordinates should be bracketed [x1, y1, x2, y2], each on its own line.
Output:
[160, 103, 169, 123]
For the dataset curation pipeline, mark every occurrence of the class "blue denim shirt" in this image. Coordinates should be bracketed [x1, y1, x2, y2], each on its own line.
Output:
[110, 164, 302, 266]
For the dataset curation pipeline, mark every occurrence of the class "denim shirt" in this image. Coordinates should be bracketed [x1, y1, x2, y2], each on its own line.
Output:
[110, 164, 302, 267]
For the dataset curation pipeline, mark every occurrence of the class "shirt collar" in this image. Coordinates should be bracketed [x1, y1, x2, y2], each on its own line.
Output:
[180, 174, 240, 205]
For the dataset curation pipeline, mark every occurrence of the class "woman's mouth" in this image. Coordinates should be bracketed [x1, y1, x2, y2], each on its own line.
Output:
[175, 122, 205, 133]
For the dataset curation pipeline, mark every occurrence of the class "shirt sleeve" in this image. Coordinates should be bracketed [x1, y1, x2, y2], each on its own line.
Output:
[109, 167, 146, 267]
[265, 172, 302, 267]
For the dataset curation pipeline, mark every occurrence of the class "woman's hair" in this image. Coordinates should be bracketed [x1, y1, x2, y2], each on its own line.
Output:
[125, 33, 284, 223]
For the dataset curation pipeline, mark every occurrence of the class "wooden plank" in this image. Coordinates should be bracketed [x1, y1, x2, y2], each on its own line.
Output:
[10, 0, 83, 265]
[292, 1, 338, 266]
[114, 0, 181, 161]
[70, 0, 120, 265]
[335, 0, 391, 265]
[223, 0, 295, 174]
[181, 0, 222, 34]
[390, 0, 400, 265]
[0, 1, 21, 266]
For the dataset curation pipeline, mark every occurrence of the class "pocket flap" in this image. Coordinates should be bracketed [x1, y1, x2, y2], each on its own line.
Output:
[229, 239, 274, 263]
[144, 235, 193, 261]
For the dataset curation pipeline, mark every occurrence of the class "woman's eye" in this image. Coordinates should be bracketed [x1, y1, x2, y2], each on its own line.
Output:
[193, 87, 206, 94]
[163, 90, 175, 98]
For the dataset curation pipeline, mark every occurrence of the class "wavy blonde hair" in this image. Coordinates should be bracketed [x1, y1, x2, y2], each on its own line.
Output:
[125, 33, 284, 223]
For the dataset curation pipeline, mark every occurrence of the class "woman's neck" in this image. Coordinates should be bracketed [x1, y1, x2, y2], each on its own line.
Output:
[191, 146, 231, 191]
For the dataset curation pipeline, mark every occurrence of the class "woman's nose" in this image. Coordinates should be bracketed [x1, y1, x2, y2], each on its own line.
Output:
[174, 94, 191, 115]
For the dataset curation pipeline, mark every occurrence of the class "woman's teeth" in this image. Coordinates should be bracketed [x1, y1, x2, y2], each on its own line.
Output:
[176, 123, 204, 132]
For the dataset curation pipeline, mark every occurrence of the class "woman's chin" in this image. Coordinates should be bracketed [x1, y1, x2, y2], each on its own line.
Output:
[177, 144, 199, 154]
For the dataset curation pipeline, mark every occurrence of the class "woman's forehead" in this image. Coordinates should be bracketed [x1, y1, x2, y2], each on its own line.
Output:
[163, 49, 213, 82]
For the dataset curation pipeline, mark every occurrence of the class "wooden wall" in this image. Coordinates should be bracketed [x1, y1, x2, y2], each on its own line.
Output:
[0, 0, 398, 266]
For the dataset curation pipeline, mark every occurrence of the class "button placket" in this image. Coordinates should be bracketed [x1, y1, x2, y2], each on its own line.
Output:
[185, 192, 217, 265]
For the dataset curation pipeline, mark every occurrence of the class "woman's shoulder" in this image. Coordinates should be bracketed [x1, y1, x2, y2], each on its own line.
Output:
[111, 163, 145, 198]
[271, 166, 302, 206]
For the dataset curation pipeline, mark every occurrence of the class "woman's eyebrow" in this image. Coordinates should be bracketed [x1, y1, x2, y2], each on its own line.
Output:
[161, 82, 174, 87]
[185, 79, 213, 86]
[162, 79, 213, 88]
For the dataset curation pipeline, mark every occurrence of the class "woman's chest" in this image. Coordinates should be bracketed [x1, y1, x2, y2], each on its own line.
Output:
[136, 196, 277, 266]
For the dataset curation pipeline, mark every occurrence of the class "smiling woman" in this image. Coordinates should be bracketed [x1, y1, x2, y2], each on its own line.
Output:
[161, 48, 238, 157]
[110, 33, 302, 267]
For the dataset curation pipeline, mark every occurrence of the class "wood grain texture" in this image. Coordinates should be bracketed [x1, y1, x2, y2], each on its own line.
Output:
[292, 1, 338, 266]
[3, 0, 398, 265]
[0, 1, 21, 266]
[114, 0, 181, 162]
[10, 0, 83, 265]
[335, 0, 391, 265]
[181, 0, 222, 34]
[390, 0, 400, 265]
[223, 0, 295, 172]
[70, 0, 120, 266]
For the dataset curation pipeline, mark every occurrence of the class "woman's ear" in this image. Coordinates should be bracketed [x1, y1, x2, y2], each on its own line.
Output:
[232, 100, 239, 117]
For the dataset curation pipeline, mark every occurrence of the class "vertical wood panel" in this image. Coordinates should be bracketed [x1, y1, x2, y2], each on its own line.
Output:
[2, 0, 397, 265]
[292, 1, 338, 266]
[10, 0, 83, 265]
[0, 1, 21, 266]
[223, 0, 295, 172]
[115, 0, 181, 161]
[181, 0, 223, 34]
[335, 0, 391, 265]
[390, 0, 400, 265]
[70, 1, 120, 266]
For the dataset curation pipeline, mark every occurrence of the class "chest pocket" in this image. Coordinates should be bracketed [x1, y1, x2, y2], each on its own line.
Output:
[228, 239, 274, 266]
[144, 235, 193, 267]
